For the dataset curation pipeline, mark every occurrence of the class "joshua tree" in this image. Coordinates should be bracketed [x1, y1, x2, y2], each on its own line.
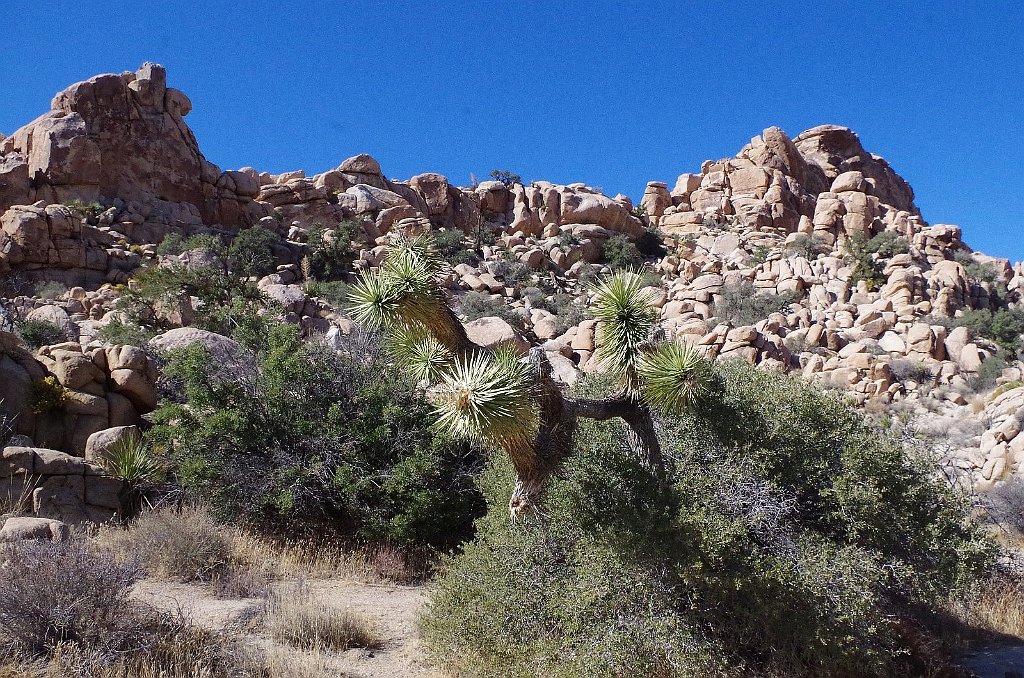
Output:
[348, 235, 711, 518]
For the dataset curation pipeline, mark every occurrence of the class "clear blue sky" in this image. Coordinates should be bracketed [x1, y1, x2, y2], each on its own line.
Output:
[2, 2, 1022, 260]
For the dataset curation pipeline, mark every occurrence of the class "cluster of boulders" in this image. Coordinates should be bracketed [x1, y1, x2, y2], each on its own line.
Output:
[1, 445, 123, 526]
[0, 330, 154, 453]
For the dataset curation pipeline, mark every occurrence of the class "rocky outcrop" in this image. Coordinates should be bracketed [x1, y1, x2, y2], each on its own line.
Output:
[1, 446, 122, 524]
[0, 62, 266, 228]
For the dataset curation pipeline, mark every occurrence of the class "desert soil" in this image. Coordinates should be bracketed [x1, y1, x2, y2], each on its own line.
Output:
[133, 578, 441, 677]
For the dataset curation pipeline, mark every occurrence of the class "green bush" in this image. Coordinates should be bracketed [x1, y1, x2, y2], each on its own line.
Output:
[227, 225, 281, 278]
[785, 233, 829, 259]
[423, 363, 993, 677]
[489, 169, 521, 188]
[16, 319, 67, 349]
[457, 292, 526, 331]
[156, 233, 187, 256]
[433, 228, 477, 266]
[150, 324, 484, 546]
[713, 280, 796, 325]
[955, 308, 1024, 355]
[600, 234, 644, 271]
[97, 317, 155, 347]
[955, 250, 1000, 283]
[303, 221, 359, 281]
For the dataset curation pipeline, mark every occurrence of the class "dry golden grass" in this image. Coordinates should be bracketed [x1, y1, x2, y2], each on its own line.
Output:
[94, 504, 430, 591]
[949, 576, 1024, 641]
[264, 581, 380, 651]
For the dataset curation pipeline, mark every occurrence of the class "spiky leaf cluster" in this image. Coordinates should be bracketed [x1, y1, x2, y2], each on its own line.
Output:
[433, 352, 538, 455]
[638, 341, 711, 414]
[591, 271, 658, 392]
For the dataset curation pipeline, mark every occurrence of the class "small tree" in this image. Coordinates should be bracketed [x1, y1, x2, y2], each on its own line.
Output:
[348, 235, 711, 517]
[489, 169, 522, 189]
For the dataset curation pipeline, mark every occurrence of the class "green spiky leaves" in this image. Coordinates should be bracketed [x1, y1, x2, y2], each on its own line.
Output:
[638, 341, 711, 414]
[347, 236, 451, 338]
[591, 271, 658, 392]
[389, 326, 454, 382]
[433, 352, 538, 456]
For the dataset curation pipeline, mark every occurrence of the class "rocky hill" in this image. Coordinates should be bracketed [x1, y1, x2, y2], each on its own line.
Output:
[2, 63, 1022, 519]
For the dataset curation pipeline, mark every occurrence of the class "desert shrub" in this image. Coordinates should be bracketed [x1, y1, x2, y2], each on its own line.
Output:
[155, 232, 186, 256]
[0, 540, 142, 657]
[227, 224, 281, 278]
[845, 233, 886, 290]
[750, 244, 772, 265]
[433, 228, 477, 266]
[96, 316, 154, 347]
[489, 169, 521, 188]
[636, 227, 667, 258]
[983, 476, 1024, 535]
[457, 291, 526, 331]
[264, 582, 380, 651]
[601, 234, 644, 271]
[955, 307, 1024, 354]
[992, 380, 1024, 399]
[786, 233, 829, 259]
[29, 376, 67, 414]
[424, 363, 993, 677]
[955, 250, 1000, 283]
[525, 290, 588, 336]
[713, 280, 796, 326]
[865, 230, 910, 259]
[149, 324, 484, 546]
[15, 319, 66, 349]
[303, 221, 359, 281]
[890, 358, 935, 384]
[966, 353, 1010, 393]
[32, 281, 67, 300]
[302, 279, 349, 307]
[115, 255, 274, 349]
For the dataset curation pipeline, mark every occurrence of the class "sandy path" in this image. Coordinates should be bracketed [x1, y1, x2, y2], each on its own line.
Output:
[132, 578, 441, 678]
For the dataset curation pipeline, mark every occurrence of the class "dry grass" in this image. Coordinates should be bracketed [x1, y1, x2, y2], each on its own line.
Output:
[0, 474, 37, 517]
[94, 505, 431, 592]
[949, 576, 1024, 642]
[265, 581, 380, 651]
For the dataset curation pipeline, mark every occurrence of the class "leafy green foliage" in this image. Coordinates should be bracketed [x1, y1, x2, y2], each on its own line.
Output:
[600, 234, 644, 271]
[845, 231, 909, 290]
[785, 233, 829, 259]
[955, 250, 1000, 283]
[96, 317, 155, 348]
[16, 319, 67, 349]
[30, 376, 67, 414]
[227, 225, 281, 278]
[432, 229, 477, 266]
[713, 281, 796, 325]
[114, 236, 275, 349]
[424, 363, 994, 677]
[150, 324, 483, 545]
[303, 221, 360, 281]
[955, 307, 1024, 355]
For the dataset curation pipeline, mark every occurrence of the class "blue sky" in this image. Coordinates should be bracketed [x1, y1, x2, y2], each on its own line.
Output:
[2, 1, 1022, 259]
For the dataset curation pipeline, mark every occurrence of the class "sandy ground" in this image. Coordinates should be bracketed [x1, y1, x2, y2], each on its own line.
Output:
[133, 578, 441, 678]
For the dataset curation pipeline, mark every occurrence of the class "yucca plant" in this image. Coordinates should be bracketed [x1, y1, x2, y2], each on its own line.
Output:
[347, 236, 711, 518]
[104, 436, 163, 520]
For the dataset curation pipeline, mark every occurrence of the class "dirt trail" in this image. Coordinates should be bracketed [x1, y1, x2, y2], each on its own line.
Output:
[959, 644, 1024, 677]
[133, 578, 440, 678]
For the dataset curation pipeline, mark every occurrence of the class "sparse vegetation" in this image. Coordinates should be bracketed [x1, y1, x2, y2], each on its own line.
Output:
[29, 376, 67, 414]
[488, 169, 521, 188]
[714, 280, 797, 325]
[265, 582, 380, 651]
[955, 307, 1024, 355]
[457, 291, 526, 331]
[15, 319, 67, 349]
[785, 233, 829, 259]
